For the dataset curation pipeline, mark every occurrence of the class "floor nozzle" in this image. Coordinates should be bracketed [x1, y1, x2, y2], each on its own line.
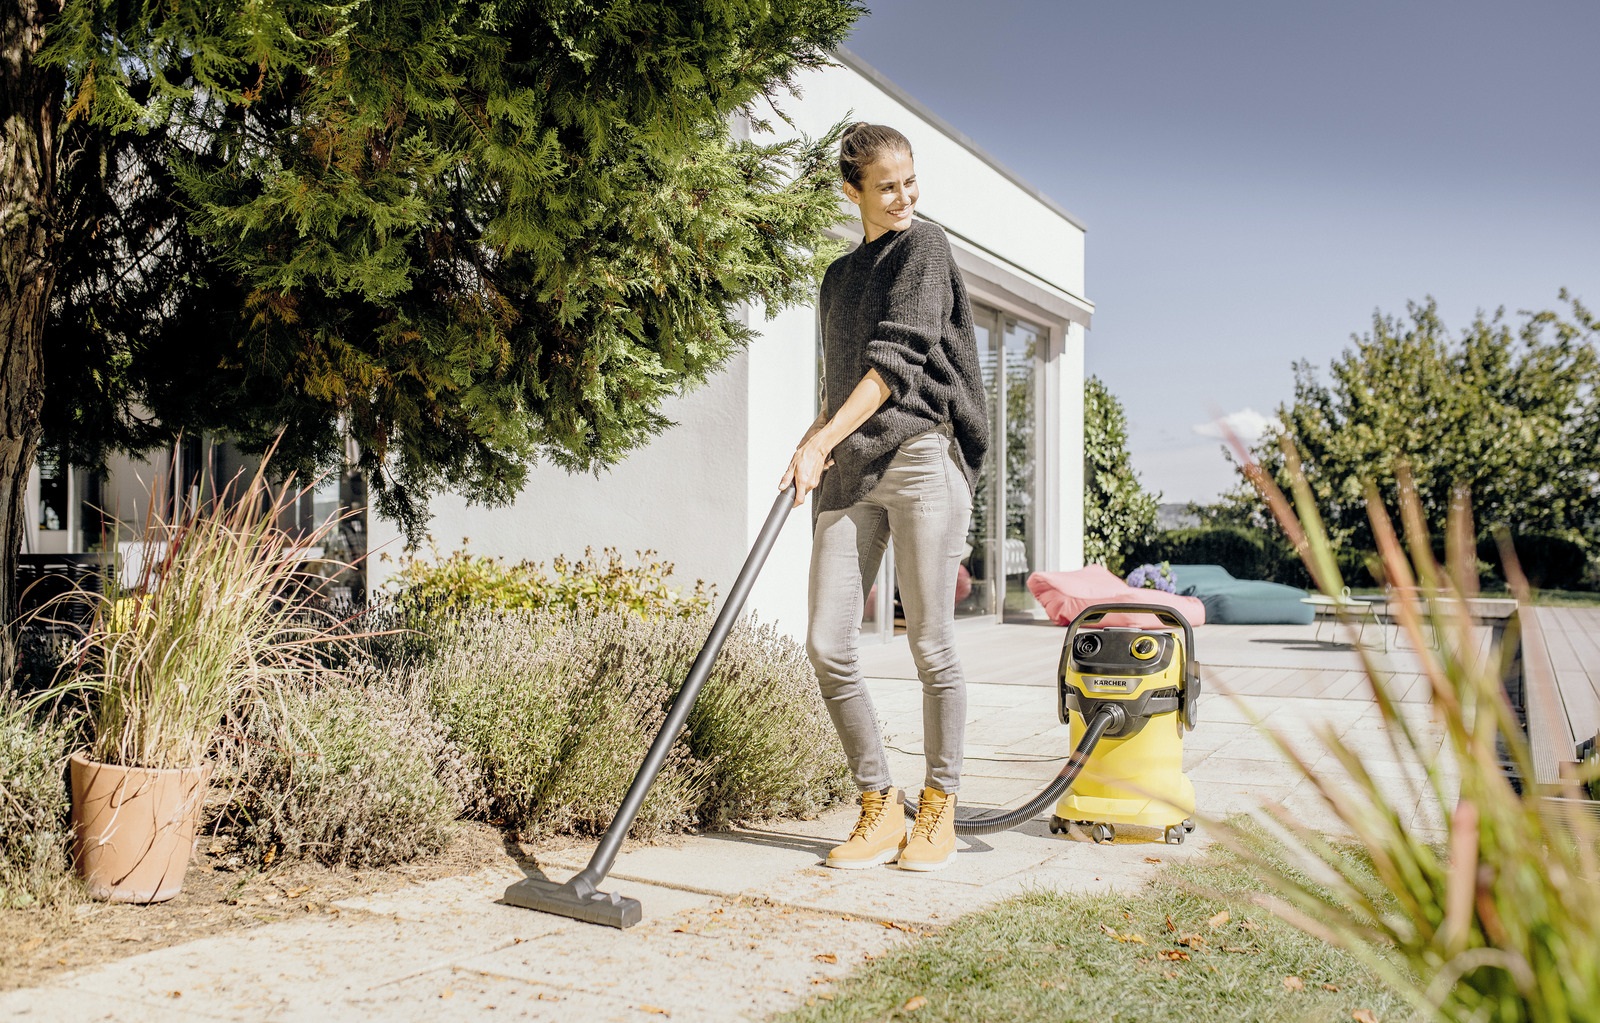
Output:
[502, 876, 643, 929]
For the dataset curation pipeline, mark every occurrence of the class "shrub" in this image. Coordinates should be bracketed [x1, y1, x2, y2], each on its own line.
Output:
[209, 673, 482, 868]
[1477, 532, 1588, 591]
[423, 609, 850, 839]
[0, 699, 74, 908]
[385, 544, 714, 620]
[1126, 526, 1276, 581]
[1083, 376, 1159, 573]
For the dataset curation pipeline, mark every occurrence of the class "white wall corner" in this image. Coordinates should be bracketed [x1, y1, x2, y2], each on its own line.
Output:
[1057, 321, 1087, 570]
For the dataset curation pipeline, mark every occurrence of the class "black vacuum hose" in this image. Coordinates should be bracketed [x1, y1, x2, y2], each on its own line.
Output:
[903, 703, 1125, 836]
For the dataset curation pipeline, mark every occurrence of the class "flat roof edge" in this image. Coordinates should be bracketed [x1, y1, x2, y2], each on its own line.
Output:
[830, 45, 1088, 233]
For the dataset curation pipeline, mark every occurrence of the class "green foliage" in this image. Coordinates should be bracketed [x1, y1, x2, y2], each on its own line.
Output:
[1252, 294, 1600, 556]
[1083, 376, 1159, 572]
[210, 674, 480, 868]
[40, 0, 866, 539]
[421, 608, 850, 839]
[385, 545, 713, 620]
[1128, 526, 1273, 582]
[1477, 532, 1587, 591]
[0, 700, 74, 909]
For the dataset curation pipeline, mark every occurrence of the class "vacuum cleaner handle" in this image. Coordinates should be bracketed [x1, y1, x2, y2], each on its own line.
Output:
[1064, 602, 1200, 728]
[564, 484, 796, 894]
[1065, 601, 1195, 653]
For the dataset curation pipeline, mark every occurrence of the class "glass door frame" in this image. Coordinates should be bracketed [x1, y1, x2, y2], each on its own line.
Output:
[963, 304, 1049, 625]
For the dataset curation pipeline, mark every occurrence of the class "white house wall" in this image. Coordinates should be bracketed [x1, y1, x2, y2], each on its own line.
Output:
[365, 348, 755, 615]
[741, 299, 818, 637]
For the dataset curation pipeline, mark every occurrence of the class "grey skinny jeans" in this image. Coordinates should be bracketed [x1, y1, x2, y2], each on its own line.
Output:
[807, 428, 973, 794]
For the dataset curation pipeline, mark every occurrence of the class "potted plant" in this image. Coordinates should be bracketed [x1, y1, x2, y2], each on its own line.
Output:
[39, 458, 348, 903]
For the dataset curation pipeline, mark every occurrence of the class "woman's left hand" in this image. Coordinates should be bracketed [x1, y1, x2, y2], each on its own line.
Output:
[781, 440, 833, 508]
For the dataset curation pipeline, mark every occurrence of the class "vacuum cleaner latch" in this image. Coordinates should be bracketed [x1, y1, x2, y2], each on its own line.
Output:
[1180, 665, 1201, 730]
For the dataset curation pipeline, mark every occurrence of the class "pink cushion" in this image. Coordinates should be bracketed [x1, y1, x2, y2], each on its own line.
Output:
[1027, 566, 1206, 629]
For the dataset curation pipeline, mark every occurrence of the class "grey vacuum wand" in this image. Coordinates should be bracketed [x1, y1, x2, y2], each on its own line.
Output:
[502, 485, 796, 928]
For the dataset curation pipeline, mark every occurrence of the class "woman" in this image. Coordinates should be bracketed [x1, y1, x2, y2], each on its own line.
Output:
[781, 122, 988, 872]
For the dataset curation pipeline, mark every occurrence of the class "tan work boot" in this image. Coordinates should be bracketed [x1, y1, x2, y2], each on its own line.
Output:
[898, 787, 957, 871]
[825, 787, 905, 869]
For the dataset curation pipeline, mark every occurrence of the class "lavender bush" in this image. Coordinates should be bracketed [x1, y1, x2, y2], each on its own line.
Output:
[1124, 562, 1176, 593]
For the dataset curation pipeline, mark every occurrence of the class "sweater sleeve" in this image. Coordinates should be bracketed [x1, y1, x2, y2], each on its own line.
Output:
[863, 225, 954, 404]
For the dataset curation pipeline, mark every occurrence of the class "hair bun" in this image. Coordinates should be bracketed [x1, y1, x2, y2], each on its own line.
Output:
[837, 122, 912, 187]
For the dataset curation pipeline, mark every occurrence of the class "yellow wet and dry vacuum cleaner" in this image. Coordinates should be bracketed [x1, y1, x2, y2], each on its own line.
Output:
[903, 599, 1201, 841]
[1048, 602, 1199, 845]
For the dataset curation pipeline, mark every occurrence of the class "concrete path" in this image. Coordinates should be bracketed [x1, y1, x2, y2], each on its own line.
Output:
[1, 622, 1454, 1022]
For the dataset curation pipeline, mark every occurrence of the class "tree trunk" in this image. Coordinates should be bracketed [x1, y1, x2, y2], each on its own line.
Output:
[1, 0, 62, 686]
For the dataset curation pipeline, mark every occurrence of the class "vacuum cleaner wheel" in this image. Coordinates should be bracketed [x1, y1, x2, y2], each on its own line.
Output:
[1090, 822, 1115, 844]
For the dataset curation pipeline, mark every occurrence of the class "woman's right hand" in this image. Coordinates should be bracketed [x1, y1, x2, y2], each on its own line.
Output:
[781, 439, 833, 508]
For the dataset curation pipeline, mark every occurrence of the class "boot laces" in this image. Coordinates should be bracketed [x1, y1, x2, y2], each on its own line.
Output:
[849, 789, 890, 841]
[910, 790, 951, 841]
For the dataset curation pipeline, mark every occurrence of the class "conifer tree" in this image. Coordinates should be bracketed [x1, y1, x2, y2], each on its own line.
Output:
[2, 0, 864, 677]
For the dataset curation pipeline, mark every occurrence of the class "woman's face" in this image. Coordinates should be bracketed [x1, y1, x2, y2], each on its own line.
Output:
[844, 149, 917, 242]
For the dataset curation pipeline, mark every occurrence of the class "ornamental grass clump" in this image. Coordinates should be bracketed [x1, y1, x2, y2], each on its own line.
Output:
[210, 672, 483, 868]
[41, 459, 358, 770]
[423, 608, 849, 839]
[1215, 438, 1600, 1022]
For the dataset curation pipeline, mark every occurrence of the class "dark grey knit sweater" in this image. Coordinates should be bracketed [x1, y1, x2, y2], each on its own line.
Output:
[817, 219, 989, 514]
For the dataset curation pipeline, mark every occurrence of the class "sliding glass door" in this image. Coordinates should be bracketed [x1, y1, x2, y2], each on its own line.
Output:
[959, 308, 1043, 622]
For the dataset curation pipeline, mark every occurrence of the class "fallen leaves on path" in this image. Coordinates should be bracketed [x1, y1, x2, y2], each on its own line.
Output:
[1207, 910, 1230, 929]
[903, 995, 928, 1012]
[637, 1004, 671, 1016]
[1282, 976, 1305, 992]
[1351, 1011, 1380, 1023]
[814, 953, 837, 964]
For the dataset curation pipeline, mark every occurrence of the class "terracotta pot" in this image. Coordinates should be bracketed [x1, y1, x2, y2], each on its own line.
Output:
[69, 753, 212, 904]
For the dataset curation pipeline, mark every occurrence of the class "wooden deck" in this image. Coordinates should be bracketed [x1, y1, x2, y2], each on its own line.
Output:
[1520, 606, 1600, 788]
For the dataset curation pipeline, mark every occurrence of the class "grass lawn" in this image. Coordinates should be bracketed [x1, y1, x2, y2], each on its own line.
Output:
[773, 844, 1417, 1023]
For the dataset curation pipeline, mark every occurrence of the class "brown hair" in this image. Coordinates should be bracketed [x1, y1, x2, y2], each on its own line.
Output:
[838, 122, 912, 189]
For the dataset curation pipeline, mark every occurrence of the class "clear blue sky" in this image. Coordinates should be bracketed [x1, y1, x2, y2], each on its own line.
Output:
[841, 0, 1600, 503]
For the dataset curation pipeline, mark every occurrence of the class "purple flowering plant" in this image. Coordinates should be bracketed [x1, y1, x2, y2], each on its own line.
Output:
[1125, 562, 1176, 593]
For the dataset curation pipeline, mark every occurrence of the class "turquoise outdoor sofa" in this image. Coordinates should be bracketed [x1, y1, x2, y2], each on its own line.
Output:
[1167, 564, 1315, 625]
